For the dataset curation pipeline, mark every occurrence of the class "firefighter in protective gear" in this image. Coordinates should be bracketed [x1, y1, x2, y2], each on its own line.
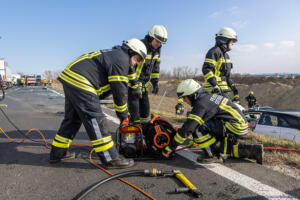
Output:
[49, 38, 147, 169]
[202, 27, 240, 104]
[128, 25, 167, 124]
[175, 98, 184, 115]
[162, 79, 263, 164]
[245, 91, 257, 108]
[20, 78, 26, 87]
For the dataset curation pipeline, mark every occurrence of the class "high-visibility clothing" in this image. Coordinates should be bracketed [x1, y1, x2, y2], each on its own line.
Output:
[175, 90, 248, 147]
[245, 95, 257, 108]
[58, 45, 133, 121]
[128, 38, 161, 122]
[202, 45, 238, 95]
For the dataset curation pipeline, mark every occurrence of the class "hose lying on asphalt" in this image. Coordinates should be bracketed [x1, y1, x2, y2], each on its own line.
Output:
[72, 170, 148, 200]
[0, 126, 156, 200]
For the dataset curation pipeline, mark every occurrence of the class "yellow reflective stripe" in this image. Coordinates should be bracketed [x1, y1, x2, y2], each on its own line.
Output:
[108, 75, 128, 83]
[174, 132, 186, 144]
[153, 55, 159, 59]
[198, 137, 216, 148]
[64, 69, 93, 86]
[66, 51, 102, 70]
[128, 73, 137, 80]
[151, 73, 159, 78]
[135, 59, 145, 79]
[114, 103, 127, 112]
[140, 116, 150, 120]
[91, 136, 112, 146]
[96, 84, 111, 96]
[232, 144, 239, 158]
[194, 134, 211, 143]
[52, 140, 70, 148]
[59, 73, 97, 95]
[145, 54, 152, 59]
[219, 99, 244, 123]
[215, 57, 225, 77]
[93, 141, 114, 152]
[204, 71, 214, 81]
[234, 94, 239, 98]
[223, 136, 228, 154]
[55, 134, 72, 143]
[204, 58, 217, 65]
[225, 122, 248, 135]
[128, 82, 140, 89]
[187, 114, 204, 125]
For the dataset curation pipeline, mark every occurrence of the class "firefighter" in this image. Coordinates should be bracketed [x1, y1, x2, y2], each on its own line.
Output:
[20, 78, 26, 87]
[162, 79, 264, 164]
[245, 91, 257, 109]
[49, 38, 147, 169]
[175, 98, 184, 115]
[48, 79, 53, 86]
[202, 27, 240, 103]
[128, 25, 167, 124]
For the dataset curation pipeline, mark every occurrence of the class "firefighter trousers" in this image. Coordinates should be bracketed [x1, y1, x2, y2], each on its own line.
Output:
[128, 90, 150, 123]
[50, 84, 118, 163]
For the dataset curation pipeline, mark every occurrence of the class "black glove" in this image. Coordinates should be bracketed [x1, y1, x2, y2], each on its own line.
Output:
[131, 87, 142, 99]
[212, 85, 222, 94]
[152, 83, 159, 94]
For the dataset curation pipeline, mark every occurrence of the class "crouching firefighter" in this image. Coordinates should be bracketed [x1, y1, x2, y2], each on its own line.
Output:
[49, 38, 147, 169]
[162, 79, 264, 164]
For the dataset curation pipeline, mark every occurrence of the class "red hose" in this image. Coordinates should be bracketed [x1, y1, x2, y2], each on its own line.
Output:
[263, 147, 300, 152]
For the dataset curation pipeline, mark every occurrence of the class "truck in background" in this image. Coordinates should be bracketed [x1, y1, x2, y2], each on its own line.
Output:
[0, 58, 13, 88]
[26, 75, 36, 86]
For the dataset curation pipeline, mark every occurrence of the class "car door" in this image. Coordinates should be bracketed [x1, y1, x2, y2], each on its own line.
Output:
[254, 113, 281, 138]
[278, 115, 300, 143]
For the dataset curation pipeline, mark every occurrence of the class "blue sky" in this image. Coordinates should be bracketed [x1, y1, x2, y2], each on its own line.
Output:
[0, 0, 299, 75]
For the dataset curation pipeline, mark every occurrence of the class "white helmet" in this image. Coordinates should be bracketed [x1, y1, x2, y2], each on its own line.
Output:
[123, 38, 147, 59]
[148, 25, 168, 44]
[177, 79, 201, 98]
[216, 27, 237, 42]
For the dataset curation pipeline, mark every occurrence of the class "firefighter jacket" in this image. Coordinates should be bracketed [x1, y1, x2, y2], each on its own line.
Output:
[173, 90, 248, 147]
[58, 45, 134, 121]
[129, 38, 160, 92]
[175, 103, 184, 115]
[245, 95, 257, 108]
[202, 45, 238, 94]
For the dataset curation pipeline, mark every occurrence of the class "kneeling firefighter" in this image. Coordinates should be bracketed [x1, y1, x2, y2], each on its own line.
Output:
[162, 79, 264, 164]
[50, 38, 147, 169]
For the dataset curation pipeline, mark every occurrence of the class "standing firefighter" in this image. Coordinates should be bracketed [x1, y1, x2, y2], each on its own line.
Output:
[49, 39, 147, 169]
[162, 79, 264, 164]
[202, 27, 240, 103]
[128, 25, 168, 124]
[245, 91, 257, 109]
[175, 98, 184, 115]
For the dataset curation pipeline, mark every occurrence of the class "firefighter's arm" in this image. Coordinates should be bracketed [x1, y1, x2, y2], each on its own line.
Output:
[151, 53, 160, 94]
[108, 64, 129, 121]
[202, 51, 218, 87]
[128, 67, 142, 98]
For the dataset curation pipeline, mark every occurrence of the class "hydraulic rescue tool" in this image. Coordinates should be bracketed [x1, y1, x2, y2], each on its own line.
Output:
[117, 114, 177, 159]
[73, 168, 202, 200]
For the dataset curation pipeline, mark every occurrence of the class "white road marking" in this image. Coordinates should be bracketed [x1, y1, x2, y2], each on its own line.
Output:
[47, 88, 65, 97]
[104, 111, 298, 200]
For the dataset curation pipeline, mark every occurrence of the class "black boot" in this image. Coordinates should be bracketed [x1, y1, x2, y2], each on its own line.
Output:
[196, 149, 223, 164]
[98, 146, 134, 169]
[237, 143, 264, 165]
[49, 147, 75, 164]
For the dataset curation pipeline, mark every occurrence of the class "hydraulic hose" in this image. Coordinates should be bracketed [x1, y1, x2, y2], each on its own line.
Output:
[73, 170, 148, 200]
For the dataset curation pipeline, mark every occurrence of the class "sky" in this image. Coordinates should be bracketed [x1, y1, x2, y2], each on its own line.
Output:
[0, 0, 299, 75]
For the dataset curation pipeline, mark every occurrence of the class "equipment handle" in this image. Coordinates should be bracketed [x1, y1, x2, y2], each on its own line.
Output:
[175, 187, 190, 193]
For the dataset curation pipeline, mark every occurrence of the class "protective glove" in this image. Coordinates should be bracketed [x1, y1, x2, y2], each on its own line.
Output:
[152, 83, 159, 94]
[187, 140, 196, 148]
[212, 85, 222, 94]
[131, 87, 142, 99]
[232, 94, 240, 104]
[162, 146, 175, 158]
[120, 117, 129, 127]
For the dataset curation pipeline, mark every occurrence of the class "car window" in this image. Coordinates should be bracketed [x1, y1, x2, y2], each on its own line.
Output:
[277, 117, 290, 128]
[258, 113, 278, 126]
[282, 115, 300, 130]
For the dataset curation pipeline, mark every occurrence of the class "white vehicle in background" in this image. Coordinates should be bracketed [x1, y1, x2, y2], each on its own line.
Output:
[0, 58, 13, 88]
[245, 109, 300, 143]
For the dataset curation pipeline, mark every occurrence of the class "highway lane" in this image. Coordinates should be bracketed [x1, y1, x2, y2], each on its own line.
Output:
[0, 86, 299, 200]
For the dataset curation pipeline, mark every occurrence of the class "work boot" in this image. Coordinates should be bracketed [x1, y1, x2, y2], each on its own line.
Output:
[104, 157, 134, 169]
[237, 143, 264, 165]
[49, 150, 76, 164]
[196, 150, 223, 164]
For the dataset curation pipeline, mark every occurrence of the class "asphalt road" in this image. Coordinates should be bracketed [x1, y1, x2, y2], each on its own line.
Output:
[0, 87, 299, 200]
